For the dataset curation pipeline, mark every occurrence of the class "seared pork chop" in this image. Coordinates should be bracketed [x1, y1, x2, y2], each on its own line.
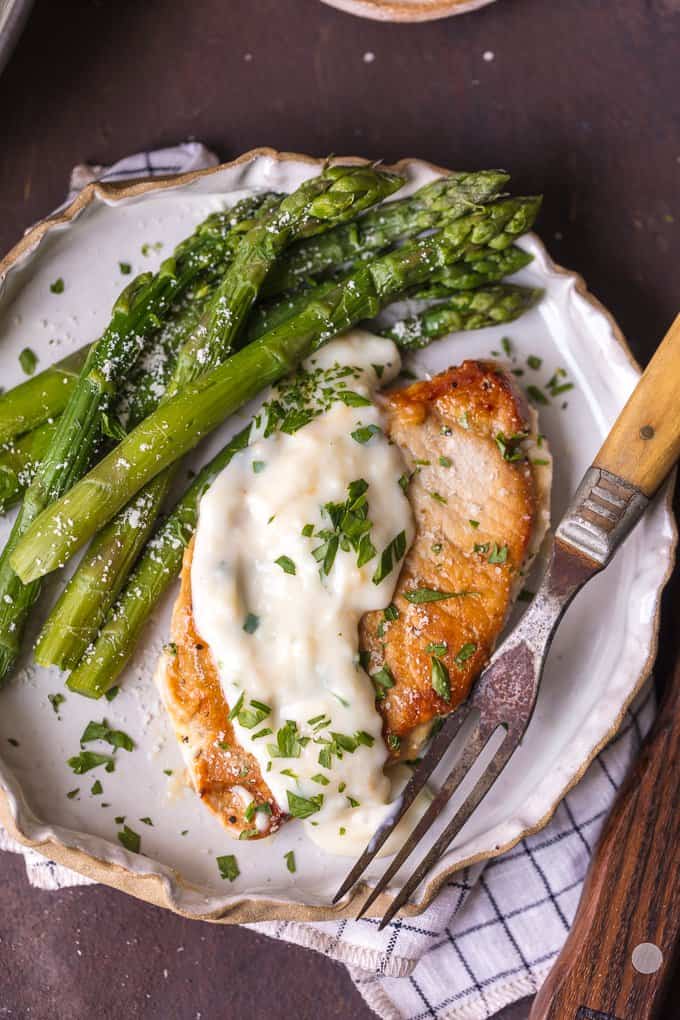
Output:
[156, 359, 544, 836]
[361, 360, 537, 758]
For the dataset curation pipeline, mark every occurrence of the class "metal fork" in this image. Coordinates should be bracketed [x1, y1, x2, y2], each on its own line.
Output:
[333, 313, 680, 929]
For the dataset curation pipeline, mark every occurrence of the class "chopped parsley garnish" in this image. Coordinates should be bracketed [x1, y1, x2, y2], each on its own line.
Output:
[351, 423, 381, 444]
[313, 478, 376, 576]
[495, 431, 526, 462]
[114, 815, 125, 825]
[237, 699, 271, 730]
[286, 791, 323, 819]
[307, 713, 331, 730]
[244, 802, 271, 823]
[139, 816, 154, 826]
[19, 348, 38, 375]
[339, 827, 346, 836]
[163, 769, 173, 776]
[217, 854, 239, 881]
[68, 751, 115, 774]
[346, 796, 360, 808]
[372, 530, 407, 585]
[527, 385, 549, 406]
[370, 664, 395, 699]
[274, 555, 296, 575]
[355, 730, 375, 747]
[518, 588, 535, 602]
[454, 642, 477, 667]
[398, 474, 410, 493]
[163, 642, 178, 656]
[301, 523, 315, 537]
[284, 850, 296, 873]
[438, 456, 452, 468]
[414, 458, 431, 467]
[426, 641, 448, 656]
[280, 767, 298, 779]
[431, 657, 451, 701]
[228, 691, 244, 721]
[372, 363, 385, 379]
[268, 720, 307, 759]
[384, 603, 399, 622]
[67, 788, 79, 800]
[501, 337, 513, 357]
[527, 355, 542, 370]
[429, 491, 447, 505]
[252, 460, 266, 473]
[532, 457, 550, 466]
[311, 773, 330, 785]
[431, 542, 442, 555]
[387, 734, 401, 751]
[90, 780, 103, 795]
[48, 692, 65, 714]
[80, 719, 134, 752]
[105, 686, 120, 702]
[404, 588, 475, 604]
[117, 825, 141, 854]
[49, 278, 64, 294]
[474, 542, 490, 554]
[252, 728, 273, 740]
[550, 381, 574, 397]
[243, 612, 259, 634]
[119, 261, 132, 275]
[488, 543, 508, 564]
[469, 519, 479, 529]
[337, 390, 371, 407]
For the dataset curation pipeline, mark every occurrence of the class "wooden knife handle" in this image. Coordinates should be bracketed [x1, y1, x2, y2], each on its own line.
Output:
[594, 314, 680, 497]
[529, 656, 680, 1020]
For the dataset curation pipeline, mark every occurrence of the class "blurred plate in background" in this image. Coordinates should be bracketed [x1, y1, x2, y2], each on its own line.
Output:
[320, 0, 496, 22]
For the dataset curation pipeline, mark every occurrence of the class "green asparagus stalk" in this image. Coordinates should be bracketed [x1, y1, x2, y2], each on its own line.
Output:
[245, 244, 534, 342]
[408, 245, 533, 300]
[14, 196, 540, 589]
[0, 422, 56, 513]
[34, 165, 403, 670]
[260, 170, 509, 297]
[0, 346, 88, 445]
[67, 424, 253, 696]
[383, 285, 543, 349]
[0, 195, 280, 682]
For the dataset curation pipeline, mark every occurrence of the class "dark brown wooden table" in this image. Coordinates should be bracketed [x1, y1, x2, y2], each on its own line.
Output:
[0, 1, 678, 1017]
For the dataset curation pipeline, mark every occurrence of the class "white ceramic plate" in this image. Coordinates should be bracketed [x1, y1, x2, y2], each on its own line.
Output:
[0, 151, 675, 923]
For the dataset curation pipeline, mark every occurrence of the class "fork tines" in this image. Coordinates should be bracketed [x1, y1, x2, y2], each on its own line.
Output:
[333, 702, 514, 929]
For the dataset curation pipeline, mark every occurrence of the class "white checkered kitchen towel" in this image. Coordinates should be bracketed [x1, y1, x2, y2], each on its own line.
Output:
[0, 145, 657, 1020]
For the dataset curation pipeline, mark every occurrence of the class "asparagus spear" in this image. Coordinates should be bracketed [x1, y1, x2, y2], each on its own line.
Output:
[34, 165, 403, 670]
[260, 170, 509, 298]
[0, 346, 88, 445]
[0, 422, 55, 513]
[14, 196, 540, 589]
[245, 244, 534, 342]
[408, 245, 533, 300]
[383, 284, 543, 349]
[0, 196, 279, 682]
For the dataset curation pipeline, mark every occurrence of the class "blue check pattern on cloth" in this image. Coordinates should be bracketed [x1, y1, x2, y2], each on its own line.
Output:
[0, 145, 657, 1020]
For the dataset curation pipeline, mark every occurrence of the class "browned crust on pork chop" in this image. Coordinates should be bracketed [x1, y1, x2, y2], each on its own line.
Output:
[155, 541, 284, 838]
[360, 360, 536, 757]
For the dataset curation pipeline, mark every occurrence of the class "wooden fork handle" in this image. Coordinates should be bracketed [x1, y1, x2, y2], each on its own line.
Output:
[594, 314, 680, 497]
[529, 654, 680, 1020]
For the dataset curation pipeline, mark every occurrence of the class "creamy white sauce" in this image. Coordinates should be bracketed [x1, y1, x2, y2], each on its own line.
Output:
[191, 332, 414, 854]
